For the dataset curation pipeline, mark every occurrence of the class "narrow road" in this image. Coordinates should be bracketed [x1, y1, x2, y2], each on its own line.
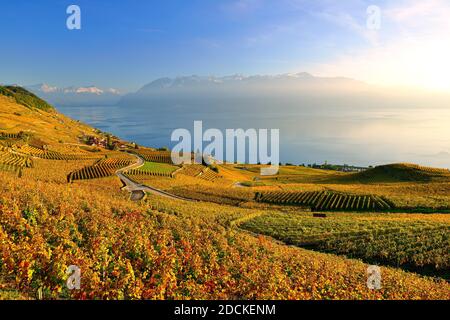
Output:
[116, 153, 193, 201]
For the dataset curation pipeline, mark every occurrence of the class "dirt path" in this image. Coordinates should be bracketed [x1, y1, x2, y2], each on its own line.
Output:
[116, 153, 193, 201]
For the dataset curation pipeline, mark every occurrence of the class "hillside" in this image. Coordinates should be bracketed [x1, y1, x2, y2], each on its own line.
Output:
[340, 163, 450, 183]
[1, 88, 449, 300]
[0, 90, 97, 144]
[0, 85, 54, 112]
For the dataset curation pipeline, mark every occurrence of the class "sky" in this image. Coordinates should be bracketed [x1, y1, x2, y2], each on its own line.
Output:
[1, 0, 450, 92]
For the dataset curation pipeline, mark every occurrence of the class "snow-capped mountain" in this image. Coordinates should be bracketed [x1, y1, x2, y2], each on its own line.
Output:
[38, 83, 59, 93]
[119, 72, 369, 109]
[26, 84, 123, 106]
[132, 72, 364, 93]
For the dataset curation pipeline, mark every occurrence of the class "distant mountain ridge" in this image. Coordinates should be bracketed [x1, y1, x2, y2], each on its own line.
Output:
[135, 72, 364, 92]
[16, 73, 372, 108]
[119, 72, 370, 110]
[26, 83, 122, 107]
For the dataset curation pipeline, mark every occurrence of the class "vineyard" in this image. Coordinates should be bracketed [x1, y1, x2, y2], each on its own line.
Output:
[255, 191, 394, 211]
[170, 185, 255, 206]
[0, 150, 32, 168]
[317, 225, 449, 278]
[131, 150, 174, 163]
[0, 138, 25, 148]
[1, 171, 449, 299]
[0, 132, 23, 139]
[18, 145, 99, 160]
[21, 158, 101, 184]
[199, 168, 222, 182]
[177, 165, 224, 182]
[67, 158, 134, 181]
[125, 168, 173, 178]
[128, 162, 177, 176]
[239, 211, 450, 278]
[178, 164, 205, 177]
[0, 162, 21, 175]
[2, 88, 450, 300]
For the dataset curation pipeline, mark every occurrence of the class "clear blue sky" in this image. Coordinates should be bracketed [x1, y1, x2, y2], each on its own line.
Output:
[1, 0, 448, 92]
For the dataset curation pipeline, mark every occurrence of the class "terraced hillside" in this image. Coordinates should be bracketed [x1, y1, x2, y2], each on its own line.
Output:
[131, 149, 174, 163]
[255, 190, 394, 211]
[177, 164, 224, 182]
[0, 131, 23, 139]
[17, 144, 99, 160]
[178, 164, 204, 177]
[199, 168, 222, 182]
[0, 150, 32, 168]
[0, 163, 22, 176]
[68, 157, 134, 181]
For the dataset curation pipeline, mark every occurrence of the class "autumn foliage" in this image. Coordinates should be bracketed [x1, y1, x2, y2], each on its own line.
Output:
[0, 171, 449, 300]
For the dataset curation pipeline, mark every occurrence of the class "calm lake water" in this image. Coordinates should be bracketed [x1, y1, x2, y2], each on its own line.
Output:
[57, 104, 450, 168]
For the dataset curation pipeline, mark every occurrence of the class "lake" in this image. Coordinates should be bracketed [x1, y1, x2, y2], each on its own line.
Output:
[57, 104, 450, 168]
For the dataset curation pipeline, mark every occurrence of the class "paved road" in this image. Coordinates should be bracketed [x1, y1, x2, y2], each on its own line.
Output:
[116, 153, 193, 201]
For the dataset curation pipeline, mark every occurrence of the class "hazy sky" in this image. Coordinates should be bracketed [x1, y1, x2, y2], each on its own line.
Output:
[1, 0, 449, 92]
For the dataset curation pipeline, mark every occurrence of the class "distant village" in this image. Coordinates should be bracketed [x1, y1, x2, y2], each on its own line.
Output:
[303, 163, 369, 172]
[80, 130, 136, 151]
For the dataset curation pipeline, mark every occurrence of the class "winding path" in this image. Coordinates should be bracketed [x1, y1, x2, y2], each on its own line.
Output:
[115, 153, 193, 201]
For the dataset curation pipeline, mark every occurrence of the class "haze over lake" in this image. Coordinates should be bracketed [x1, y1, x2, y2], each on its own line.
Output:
[57, 102, 450, 169]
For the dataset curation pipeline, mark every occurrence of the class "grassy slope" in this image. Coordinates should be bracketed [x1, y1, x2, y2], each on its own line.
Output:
[341, 163, 450, 183]
[225, 163, 450, 185]
[140, 161, 178, 173]
[221, 164, 345, 185]
[0, 86, 54, 112]
[0, 94, 96, 144]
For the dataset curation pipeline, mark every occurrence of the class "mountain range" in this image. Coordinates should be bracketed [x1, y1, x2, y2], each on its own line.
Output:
[130, 72, 366, 93]
[26, 84, 122, 107]
[21, 73, 371, 108]
[118, 73, 374, 111]
[23, 73, 443, 110]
